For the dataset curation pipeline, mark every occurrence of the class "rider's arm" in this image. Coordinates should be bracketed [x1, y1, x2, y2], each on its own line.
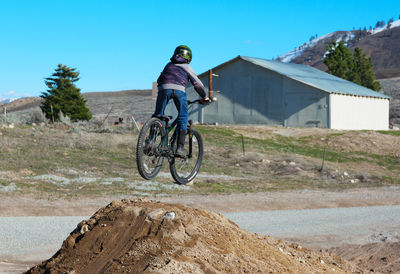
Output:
[176, 63, 207, 98]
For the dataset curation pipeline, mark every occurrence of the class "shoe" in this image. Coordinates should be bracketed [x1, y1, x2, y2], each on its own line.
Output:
[175, 129, 186, 158]
[175, 144, 186, 158]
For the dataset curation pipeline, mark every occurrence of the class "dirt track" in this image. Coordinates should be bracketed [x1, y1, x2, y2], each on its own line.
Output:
[2, 186, 400, 216]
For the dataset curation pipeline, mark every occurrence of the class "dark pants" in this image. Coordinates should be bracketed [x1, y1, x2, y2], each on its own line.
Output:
[153, 89, 188, 131]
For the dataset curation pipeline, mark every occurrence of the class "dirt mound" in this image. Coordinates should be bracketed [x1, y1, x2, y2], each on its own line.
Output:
[27, 199, 357, 273]
[330, 241, 400, 273]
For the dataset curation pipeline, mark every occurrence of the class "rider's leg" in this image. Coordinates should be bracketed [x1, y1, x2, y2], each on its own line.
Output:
[172, 90, 188, 157]
[148, 89, 173, 148]
[153, 89, 173, 117]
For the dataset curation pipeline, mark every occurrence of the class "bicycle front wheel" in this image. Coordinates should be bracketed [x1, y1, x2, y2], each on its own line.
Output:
[136, 118, 165, 180]
[170, 129, 203, 185]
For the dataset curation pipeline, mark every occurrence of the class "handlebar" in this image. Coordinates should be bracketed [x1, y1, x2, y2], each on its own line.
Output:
[188, 99, 212, 106]
[188, 99, 202, 105]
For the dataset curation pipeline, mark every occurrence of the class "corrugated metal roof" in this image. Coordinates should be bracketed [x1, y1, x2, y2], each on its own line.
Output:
[240, 56, 390, 99]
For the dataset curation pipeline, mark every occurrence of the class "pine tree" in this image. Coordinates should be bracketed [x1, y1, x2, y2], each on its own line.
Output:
[352, 48, 381, 91]
[375, 20, 385, 28]
[324, 43, 381, 91]
[324, 42, 354, 81]
[41, 64, 92, 122]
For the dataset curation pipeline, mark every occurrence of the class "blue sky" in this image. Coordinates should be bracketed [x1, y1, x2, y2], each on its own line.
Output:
[0, 0, 399, 99]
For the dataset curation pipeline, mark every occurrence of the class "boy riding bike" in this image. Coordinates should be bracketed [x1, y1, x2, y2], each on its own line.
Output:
[153, 45, 210, 158]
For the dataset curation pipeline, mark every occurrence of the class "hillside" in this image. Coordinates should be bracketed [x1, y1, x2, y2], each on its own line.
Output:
[277, 19, 400, 79]
[83, 89, 153, 123]
[380, 77, 400, 126]
[0, 97, 42, 112]
[2, 89, 154, 124]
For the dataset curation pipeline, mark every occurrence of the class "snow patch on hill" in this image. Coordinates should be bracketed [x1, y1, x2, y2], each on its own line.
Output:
[336, 32, 355, 45]
[279, 33, 334, 63]
[278, 19, 400, 64]
[369, 19, 400, 35]
[278, 31, 356, 63]
[0, 98, 17, 105]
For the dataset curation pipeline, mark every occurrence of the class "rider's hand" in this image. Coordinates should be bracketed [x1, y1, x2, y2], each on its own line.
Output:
[200, 97, 211, 104]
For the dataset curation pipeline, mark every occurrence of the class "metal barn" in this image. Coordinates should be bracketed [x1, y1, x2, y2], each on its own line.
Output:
[166, 56, 390, 130]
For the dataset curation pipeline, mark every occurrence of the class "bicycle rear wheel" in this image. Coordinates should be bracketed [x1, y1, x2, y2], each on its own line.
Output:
[136, 118, 165, 180]
[170, 129, 203, 185]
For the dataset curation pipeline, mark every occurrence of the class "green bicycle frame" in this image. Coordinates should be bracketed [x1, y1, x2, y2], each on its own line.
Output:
[156, 123, 176, 152]
[156, 121, 193, 159]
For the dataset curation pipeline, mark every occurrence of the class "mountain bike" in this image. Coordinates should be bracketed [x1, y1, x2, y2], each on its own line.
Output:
[136, 99, 208, 185]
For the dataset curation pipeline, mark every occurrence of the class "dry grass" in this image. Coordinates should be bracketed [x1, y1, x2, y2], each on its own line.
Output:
[0, 123, 399, 199]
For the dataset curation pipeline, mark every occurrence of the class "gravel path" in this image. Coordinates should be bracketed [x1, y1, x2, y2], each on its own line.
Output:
[225, 205, 400, 249]
[0, 216, 85, 273]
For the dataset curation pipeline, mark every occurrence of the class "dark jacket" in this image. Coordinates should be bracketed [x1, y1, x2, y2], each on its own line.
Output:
[157, 54, 206, 98]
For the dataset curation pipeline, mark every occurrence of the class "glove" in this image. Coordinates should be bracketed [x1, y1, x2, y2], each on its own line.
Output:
[200, 97, 211, 104]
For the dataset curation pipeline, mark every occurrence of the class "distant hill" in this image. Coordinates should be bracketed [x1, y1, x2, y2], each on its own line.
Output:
[0, 98, 16, 105]
[380, 77, 400, 126]
[277, 19, 400, 79]
[2, 89, 154, 124]
[0, 97, 42, 112]
[83, 89, 154, 123]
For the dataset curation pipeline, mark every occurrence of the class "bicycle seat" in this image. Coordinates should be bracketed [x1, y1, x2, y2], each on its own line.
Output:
[153, 115, 173, 122]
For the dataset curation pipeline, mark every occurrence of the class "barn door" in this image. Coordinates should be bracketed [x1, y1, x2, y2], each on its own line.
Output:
[284, 92, 326, 127]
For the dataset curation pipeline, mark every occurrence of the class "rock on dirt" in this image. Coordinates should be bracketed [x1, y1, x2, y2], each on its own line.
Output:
[27, 199, 357, 273]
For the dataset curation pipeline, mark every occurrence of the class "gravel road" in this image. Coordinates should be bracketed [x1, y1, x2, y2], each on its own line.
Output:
[225, 205, 400, 249]
[0, 216, 85, 273]
[1, 205, 400, 273]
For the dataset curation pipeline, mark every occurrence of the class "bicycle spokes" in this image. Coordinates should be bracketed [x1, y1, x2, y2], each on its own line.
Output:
[170, 130, 203, 184]
[136, 118, 165, 180]
[144, 125, 161, 156]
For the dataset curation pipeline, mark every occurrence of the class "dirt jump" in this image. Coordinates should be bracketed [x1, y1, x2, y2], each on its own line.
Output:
[27, 199, 357, 273]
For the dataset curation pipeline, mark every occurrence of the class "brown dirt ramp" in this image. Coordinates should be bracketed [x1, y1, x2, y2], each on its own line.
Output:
[27, 198, 357, 273]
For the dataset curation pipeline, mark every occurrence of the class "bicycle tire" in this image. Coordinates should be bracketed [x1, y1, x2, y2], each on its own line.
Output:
[170, 129, 203, 185]
[136, 118, 165, 180]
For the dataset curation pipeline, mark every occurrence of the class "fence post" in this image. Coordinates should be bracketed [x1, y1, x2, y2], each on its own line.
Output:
[319, 138, 329, 172]
[50, 104, 55, 123]
[131, 114, 140, 132]
[101, 105, 114, 127]
[3, 107, 6, 123]
[241, 134, 245, 156]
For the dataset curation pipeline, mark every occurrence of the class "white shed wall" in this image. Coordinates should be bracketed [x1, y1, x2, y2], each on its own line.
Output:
[329, 94, 389, 130]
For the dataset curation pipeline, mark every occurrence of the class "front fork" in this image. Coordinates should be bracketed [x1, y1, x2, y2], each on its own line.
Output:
[167, 120, 194, 163]
[187, 120, 193, 158]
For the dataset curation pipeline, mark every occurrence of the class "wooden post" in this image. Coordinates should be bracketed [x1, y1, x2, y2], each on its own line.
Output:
[101, 105, 114, 127]
[241, 134, 245, 156]
[3, 107, 6, 123]
[152, 82, 157, 100]
[50, 104, 55, 123]
[208, 69, 213, 99]
[131, 114, 140, 132]
[319, 138, 329, 172]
